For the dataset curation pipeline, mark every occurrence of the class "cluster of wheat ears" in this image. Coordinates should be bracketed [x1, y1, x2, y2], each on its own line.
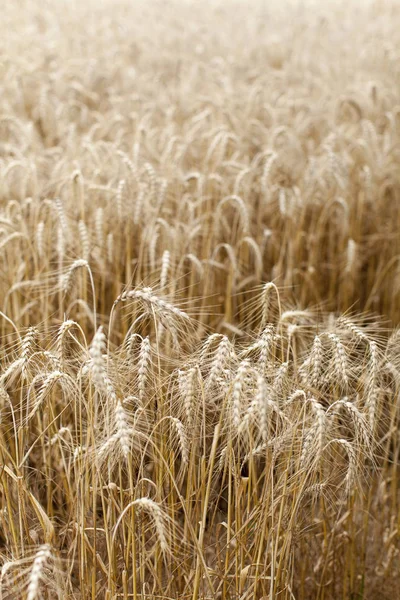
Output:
[0, 0, 400, 598]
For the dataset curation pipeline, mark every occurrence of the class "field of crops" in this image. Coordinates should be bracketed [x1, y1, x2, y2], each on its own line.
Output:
[0, 0, 399, 598]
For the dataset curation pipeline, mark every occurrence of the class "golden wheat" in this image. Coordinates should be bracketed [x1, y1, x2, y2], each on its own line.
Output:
[0, 0, 399, 599]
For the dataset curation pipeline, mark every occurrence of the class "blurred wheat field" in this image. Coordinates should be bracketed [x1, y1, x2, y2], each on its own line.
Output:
[0, 0, 400, 598]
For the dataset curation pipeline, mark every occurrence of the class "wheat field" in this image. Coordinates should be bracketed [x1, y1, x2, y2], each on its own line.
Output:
[0, 0, 400, 598]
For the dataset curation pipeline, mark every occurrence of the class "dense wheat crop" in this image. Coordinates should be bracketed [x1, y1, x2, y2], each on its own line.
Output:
[0, 0, 400, 598]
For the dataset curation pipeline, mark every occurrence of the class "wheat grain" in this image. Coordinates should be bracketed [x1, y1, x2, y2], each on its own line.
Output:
[132, 497, 169, 554]
[160, 250, 171, 289]
[114, 400, 132, 459]
[26, 544, 52, 600]
[62, 259, 90, 294]
[118, 287, 190, 323]
[137, 336, 151, 401]
[231, 360, 250, 430]
[327, 333, 349, 390]
[169, 416, 189, 464]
